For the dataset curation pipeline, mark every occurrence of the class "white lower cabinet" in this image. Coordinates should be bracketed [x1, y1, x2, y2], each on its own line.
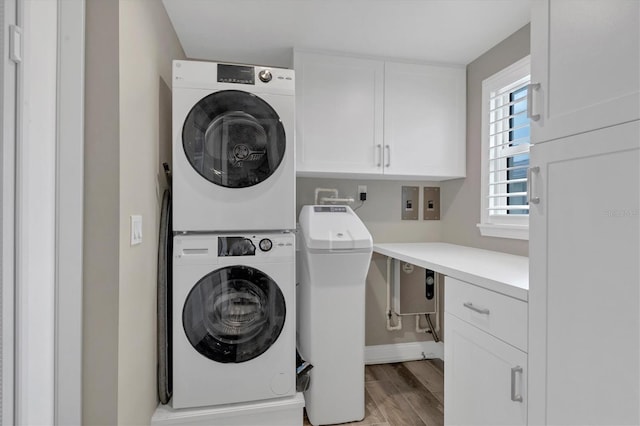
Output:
[445, 277, 527, 426]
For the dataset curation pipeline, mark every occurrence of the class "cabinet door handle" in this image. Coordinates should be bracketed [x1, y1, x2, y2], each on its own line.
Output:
[385, 145, 391, 167]
[463, 302, 490, 315]
[376, 144, 382, 167]
[511, 366, 523, 402]
[527, 166, 540, 205]
[527, 82, 541, 121]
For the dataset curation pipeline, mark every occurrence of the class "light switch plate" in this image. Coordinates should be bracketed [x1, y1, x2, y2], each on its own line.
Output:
[401, 186, 419, 220]
[423, 187, 440, 220]
[131, 215, 142, 245]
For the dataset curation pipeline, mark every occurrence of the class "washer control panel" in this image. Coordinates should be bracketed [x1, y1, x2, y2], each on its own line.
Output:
[217, 234, 293, 258]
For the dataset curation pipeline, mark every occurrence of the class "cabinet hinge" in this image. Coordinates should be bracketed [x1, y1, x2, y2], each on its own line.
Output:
[9, 25, 22, 63]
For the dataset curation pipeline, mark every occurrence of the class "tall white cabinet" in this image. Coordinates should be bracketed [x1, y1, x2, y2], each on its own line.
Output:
[295, 50, 466, 180]
[528, 1, 640, 424]
[528, 122, 639, 425]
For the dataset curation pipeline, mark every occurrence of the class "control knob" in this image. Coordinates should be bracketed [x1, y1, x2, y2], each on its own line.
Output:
[258, 69, 272, 83]
[259, 238, 273, 252]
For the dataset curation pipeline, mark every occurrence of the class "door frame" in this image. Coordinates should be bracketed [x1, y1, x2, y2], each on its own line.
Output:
[13, 0, 85, 424]
[54, 1, 84, 424]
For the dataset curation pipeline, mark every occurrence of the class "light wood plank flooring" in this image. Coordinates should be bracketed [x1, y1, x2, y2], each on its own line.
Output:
[303, 359, 444, 426]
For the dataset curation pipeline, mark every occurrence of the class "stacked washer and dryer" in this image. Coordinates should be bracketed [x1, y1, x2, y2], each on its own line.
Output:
[157, 60, 302, 425]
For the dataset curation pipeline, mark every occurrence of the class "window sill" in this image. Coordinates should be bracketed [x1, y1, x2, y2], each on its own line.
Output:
[477, 223, 529, 240]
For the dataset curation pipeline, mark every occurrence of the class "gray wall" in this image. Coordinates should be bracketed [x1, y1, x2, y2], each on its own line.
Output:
[83, 1, 185, 424]
[117, 1, 186, 424]
[440, 24, 530, 257]
[83, 0, 120, 424]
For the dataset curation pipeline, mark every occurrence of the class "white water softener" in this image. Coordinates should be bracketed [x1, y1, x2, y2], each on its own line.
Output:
[297, 205, 373, 426]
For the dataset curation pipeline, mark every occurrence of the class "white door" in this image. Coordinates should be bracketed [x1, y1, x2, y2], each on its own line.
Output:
[384, 62, 466, 178]
[444, 313, 527, 426]
[528, 120, 640, 425]
[530, 0, 640, 144]
[294, 52, 384, 175]
[10, 0, 84, 424]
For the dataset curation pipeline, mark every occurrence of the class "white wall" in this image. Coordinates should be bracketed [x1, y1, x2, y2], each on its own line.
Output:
[118, 1, 185, 424]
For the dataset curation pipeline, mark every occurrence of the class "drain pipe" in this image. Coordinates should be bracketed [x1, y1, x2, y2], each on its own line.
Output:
[385, 257, 402, 331]
[415, 314, 430, 333]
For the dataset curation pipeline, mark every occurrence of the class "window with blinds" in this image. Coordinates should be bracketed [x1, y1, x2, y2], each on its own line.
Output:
[478, 56, 531, 240]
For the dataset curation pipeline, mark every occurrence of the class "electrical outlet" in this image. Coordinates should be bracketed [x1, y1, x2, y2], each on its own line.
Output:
[358, 185, 367, 201]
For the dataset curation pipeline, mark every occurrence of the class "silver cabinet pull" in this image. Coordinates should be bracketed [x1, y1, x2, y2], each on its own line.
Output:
[527, 82, 540, 121]
[376, 144, 382, 167]
[511, 366, 523, 402]
[463, 302, 490, 315]
[384, 145, 391, 167]
[527, 166, 540, 205]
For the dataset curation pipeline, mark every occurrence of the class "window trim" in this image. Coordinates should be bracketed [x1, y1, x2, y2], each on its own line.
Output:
[478, 55, 531, 241]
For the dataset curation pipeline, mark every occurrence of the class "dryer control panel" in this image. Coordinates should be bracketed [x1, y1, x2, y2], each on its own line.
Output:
[173, 60, 295, 93]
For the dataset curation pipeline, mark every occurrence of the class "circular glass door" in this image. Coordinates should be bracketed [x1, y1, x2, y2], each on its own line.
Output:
[182, 90, 286, 188]
[182, 265, 286, 363]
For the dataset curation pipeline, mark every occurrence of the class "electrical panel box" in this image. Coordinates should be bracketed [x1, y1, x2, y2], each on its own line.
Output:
[392, 259, 437, 315]
[401, 186, 419, 220]
[423, 187, 440, 220]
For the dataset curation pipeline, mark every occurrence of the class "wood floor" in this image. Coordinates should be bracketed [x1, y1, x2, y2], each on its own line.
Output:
[303, 359, 444, 426]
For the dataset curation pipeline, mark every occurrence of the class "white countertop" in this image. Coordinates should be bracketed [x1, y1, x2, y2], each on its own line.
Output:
[373, 242, 529, 301]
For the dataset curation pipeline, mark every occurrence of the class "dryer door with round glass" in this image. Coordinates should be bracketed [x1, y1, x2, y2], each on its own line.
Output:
[182, 90, 286, 189]
[182, 263, 286, 364]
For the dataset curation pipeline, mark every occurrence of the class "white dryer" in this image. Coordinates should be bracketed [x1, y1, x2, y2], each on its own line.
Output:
[172, 60, 295, 232]
[172, 233, 296, 409]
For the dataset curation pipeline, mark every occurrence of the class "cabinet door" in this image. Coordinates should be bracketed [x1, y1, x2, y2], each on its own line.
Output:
[384, 62, 466, 178]
[530, 0, 639, 144]
[444, 313, 527, 426]
[294, 52, 383, 175]
[528, 121, 640, 425]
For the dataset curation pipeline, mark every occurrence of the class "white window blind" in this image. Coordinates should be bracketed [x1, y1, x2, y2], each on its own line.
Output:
[487, 75, 530, 215]
[478, 56, 531, 240]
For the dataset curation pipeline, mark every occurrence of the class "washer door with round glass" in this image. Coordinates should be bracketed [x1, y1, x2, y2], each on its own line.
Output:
[182, 265, 286, 363]
[182, 90, 286, 189]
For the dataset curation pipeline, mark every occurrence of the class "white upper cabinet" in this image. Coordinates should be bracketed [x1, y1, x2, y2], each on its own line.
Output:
[295, 51, 466, 180]
[530, 0, 640, 144]
[294, 52, 384, 175]
[384, 62, 466, 178]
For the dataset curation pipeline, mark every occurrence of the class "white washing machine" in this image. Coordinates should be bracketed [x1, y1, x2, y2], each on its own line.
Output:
[172, 233, 296, 409]
[172, 60, 295, 232]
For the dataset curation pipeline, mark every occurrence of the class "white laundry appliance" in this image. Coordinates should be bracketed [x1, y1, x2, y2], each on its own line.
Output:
[172, 233, 296, 409]
[172, 60, 295, 232]
[297, 205, 373, 426]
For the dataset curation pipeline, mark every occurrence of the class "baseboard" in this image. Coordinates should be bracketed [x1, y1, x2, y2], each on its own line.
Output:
[364, 341, 444, 365]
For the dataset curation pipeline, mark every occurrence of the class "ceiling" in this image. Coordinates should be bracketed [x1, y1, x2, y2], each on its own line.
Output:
[162, 0, 531, 68]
